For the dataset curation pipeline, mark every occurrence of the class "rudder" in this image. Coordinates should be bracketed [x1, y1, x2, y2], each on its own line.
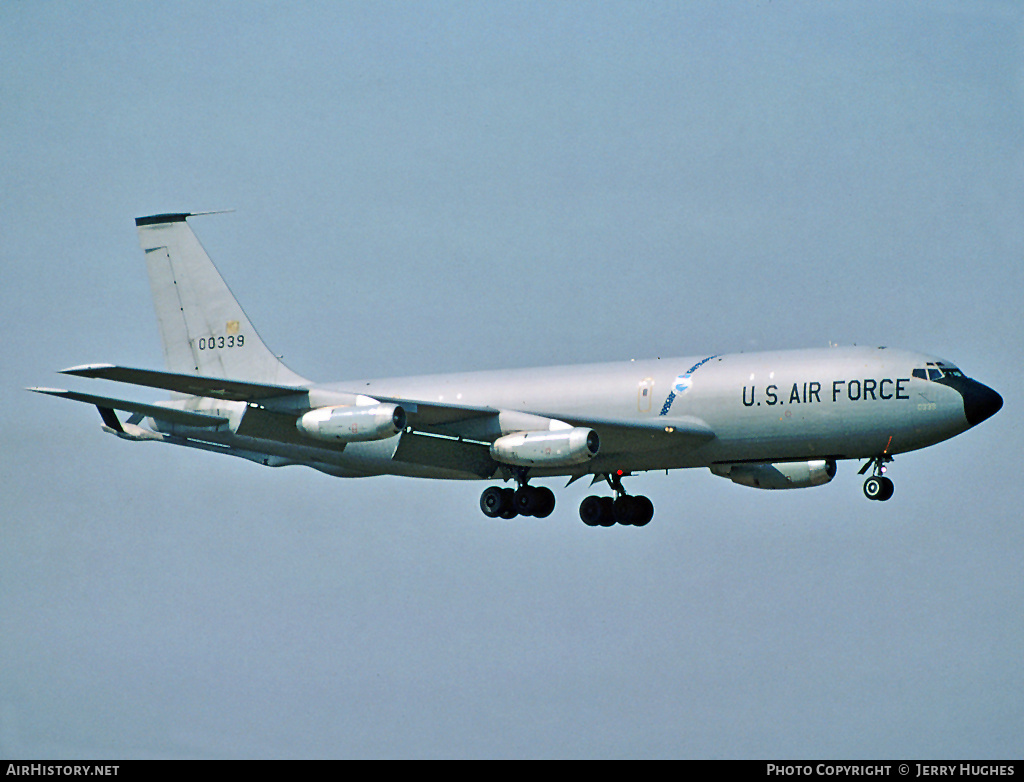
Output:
[136, 213, 308, 384]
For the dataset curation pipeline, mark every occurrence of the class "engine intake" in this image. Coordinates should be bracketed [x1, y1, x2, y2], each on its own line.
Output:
[710, 459, 836, 490]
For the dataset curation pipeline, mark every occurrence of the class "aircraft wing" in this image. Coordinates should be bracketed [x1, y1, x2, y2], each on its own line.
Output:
[390, 413, 715, 479]
[59, 364, 501, 425]
[59, 364, 309, 402]
[53, 364, 715, 469]
[29, 387, 229, 428]
[372, 400, 714, 457]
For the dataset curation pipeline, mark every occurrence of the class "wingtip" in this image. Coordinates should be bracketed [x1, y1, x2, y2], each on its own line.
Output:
[59, 363, 116, 376]
[28, 386, 69, 395]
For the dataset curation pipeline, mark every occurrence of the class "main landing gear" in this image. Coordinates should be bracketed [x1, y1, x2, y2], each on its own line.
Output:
[479, 468, 655, 526]
[859, 455, 895, 501]
[480, 468, 555, 519]
[579, 471, 654, 527]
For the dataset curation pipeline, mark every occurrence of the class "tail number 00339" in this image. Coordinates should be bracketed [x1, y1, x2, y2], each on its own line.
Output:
[197, 335, 245, 350]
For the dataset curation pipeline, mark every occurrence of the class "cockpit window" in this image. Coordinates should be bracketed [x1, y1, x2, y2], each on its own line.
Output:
[913, 362, 965, 381]
[913, 362, 964, 381]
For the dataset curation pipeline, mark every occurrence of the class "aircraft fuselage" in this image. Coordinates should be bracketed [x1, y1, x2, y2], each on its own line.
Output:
[154, 345, 999, 484]
[34, 213, 1003, 524]
[320, 345, 995, 477]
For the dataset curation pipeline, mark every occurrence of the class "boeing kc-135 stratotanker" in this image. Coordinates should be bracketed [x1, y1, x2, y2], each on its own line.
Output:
[31, 213, 1003, 526]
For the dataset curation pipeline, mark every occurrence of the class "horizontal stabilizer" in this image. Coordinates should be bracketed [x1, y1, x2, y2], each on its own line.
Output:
[29, 387, 229, 427]
[60, 364, 308, 402]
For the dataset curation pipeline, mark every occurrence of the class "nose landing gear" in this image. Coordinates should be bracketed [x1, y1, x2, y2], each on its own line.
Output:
[859, 455, 895, 501]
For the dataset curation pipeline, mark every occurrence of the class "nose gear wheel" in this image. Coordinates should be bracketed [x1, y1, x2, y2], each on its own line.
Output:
[859, 455, 895, 501]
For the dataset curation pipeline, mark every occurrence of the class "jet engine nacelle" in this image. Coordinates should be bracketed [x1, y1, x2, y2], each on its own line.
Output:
[297, 403, 406, 443]
[710, 459, 837, 490]
[490, 427, 600, 467]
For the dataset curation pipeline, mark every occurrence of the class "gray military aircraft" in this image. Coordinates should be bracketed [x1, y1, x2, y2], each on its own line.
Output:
[31, 213, 1003, 526]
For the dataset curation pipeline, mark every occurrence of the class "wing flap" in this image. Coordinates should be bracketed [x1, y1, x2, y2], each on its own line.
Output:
[235, 406, 320, 446]
[392, 431, 498, 478]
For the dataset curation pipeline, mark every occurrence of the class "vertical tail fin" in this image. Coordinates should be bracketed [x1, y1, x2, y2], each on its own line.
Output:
[136, 213, 309, 384]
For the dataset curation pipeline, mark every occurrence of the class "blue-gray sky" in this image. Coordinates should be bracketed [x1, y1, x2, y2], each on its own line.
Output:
[2, 1, 1022, 759]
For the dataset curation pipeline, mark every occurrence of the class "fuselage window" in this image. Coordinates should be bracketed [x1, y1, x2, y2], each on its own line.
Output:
[637, 377, 654, 412]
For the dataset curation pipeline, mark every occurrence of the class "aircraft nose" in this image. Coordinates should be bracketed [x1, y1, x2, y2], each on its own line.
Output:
[961, 379, 1003, 427]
